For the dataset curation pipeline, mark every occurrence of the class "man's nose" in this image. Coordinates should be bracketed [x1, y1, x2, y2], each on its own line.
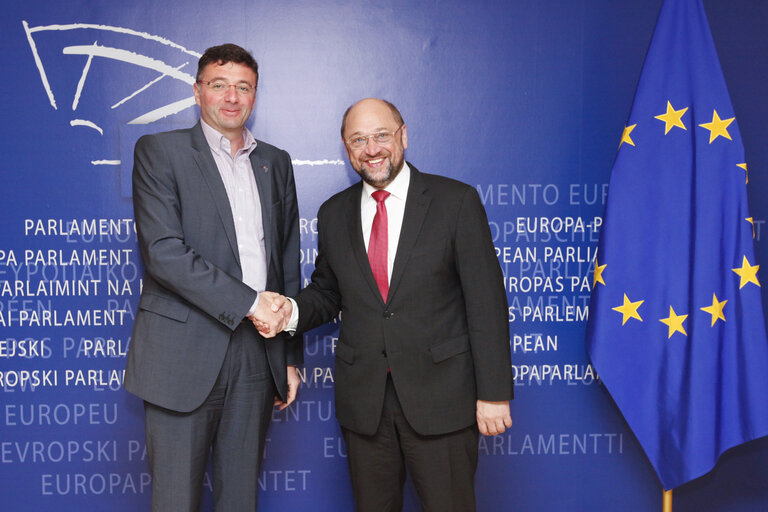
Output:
[224, 85, 239, 101]
[363, 137, 382, 153]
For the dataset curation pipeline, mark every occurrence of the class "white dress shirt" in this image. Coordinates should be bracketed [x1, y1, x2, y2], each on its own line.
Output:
[200, 120, 267, 315]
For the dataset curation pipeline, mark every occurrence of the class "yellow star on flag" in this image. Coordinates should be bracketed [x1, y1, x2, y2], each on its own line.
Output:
[620, 124, 637, 147]
[700, 293, 727, 326]
[732, 255, 760, 288]
[737, 163, 748, 184]
[593, 259, 607, 288]
[747, 217, 756, 238]
[654, 101, 688, 134]
[659, 306, 688, 338]
[698, 109, 734, 143]
[612, 294, 644, 325]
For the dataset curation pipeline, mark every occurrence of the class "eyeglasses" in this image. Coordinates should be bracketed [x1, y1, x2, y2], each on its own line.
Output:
[345, 125, 403, 150]
[196, 80, 255, 95]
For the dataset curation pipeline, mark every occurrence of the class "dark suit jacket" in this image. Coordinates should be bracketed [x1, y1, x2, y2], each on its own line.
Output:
[124, 122, 301, 413]
[295, 165, 513, 436]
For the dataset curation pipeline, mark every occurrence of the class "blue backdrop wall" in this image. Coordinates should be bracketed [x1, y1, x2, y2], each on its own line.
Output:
[1, 1, 767, 510]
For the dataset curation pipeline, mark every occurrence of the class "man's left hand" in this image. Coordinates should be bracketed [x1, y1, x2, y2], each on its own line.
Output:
[274, 365, 300, 410]
[476, 400, 512, 436]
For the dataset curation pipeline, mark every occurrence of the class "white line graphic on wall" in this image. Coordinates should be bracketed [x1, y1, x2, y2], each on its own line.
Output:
[111, 62, 190, 109]
[23, 20, 341, 169]
[23, 21, 200, 113]
[72, 41, 97, 111]
[292, 159, 345, 166]
[71, 119, 103, 135]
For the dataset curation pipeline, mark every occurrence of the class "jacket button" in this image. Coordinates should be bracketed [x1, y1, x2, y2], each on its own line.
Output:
[382, 350, 387, 357]
[383, 311, 393, 319]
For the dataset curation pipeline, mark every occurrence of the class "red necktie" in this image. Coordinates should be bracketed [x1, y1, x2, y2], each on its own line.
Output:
[368, 190, 391, 301]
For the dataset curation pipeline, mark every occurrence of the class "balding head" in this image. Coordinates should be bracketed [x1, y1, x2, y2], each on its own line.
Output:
[341, 98, 404, 140]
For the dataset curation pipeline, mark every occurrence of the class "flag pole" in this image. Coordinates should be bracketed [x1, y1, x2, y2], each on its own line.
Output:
[663, 489, 673, 512]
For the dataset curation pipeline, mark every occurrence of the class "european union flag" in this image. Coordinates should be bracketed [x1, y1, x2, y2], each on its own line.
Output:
[586, 0, 768, 490]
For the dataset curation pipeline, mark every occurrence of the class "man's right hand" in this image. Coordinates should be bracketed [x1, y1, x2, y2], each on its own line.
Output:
[249, 291, 292, 338]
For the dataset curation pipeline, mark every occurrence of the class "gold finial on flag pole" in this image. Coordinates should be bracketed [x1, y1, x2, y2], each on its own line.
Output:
[663, 489, 673, 512]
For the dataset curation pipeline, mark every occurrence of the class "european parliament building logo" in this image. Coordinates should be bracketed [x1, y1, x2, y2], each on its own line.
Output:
[22, 20, 344, 197]
[586, 0, 768, 490]
[23, 21, 202, 159]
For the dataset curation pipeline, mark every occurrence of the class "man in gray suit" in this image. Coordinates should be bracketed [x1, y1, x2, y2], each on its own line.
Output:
[124, 43, 301, 511]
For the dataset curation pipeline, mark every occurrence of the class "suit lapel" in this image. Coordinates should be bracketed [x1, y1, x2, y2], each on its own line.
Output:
[249, 149, 273, 271]
[190, 123, 241, 266]
[388, 166, 430, 303]
[345, 183, 386, 304]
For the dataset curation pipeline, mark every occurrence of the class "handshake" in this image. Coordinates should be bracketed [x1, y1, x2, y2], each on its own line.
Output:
[248, 291, 293, 338]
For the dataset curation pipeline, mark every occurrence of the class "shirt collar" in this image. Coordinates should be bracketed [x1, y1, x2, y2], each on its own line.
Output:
[362, 162, 411, 202]
[200, 119, 257, 155]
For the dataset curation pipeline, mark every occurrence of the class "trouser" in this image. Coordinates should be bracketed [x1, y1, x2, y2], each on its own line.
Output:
[342, 375, 479, 512]
[144, 322, 275, 511]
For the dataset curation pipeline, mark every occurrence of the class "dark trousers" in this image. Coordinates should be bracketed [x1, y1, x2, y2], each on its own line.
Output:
[342, 376, 479, 512]
[144, 323, 275, 512]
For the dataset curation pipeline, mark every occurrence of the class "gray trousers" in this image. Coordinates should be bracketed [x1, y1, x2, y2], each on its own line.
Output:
[144, 322, 275, 511]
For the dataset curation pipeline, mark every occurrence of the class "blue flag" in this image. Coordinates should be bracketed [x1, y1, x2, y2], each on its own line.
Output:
[586, 0, 768, 490]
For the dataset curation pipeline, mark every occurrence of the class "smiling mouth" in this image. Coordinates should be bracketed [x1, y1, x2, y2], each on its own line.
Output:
[365, 157, 386, 167]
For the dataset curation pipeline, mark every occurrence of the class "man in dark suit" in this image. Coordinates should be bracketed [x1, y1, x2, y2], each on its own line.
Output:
[260, 98, 513, 511]
[124, 44, 301, 511]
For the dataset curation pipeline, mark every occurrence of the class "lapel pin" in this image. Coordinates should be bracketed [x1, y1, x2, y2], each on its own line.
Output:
[263, 166, 268, 173]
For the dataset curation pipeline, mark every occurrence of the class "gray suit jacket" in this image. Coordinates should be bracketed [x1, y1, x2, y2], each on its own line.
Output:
[124, 122, 301, 413]
[295, 166, 513, 436]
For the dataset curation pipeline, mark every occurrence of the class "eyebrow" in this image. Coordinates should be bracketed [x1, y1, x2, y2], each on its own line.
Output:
[203, 76, 254, 85]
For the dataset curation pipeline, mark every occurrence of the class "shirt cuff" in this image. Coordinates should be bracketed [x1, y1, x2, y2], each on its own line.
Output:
[247, 294, 260, 318]
[286, 297, 299, 334]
